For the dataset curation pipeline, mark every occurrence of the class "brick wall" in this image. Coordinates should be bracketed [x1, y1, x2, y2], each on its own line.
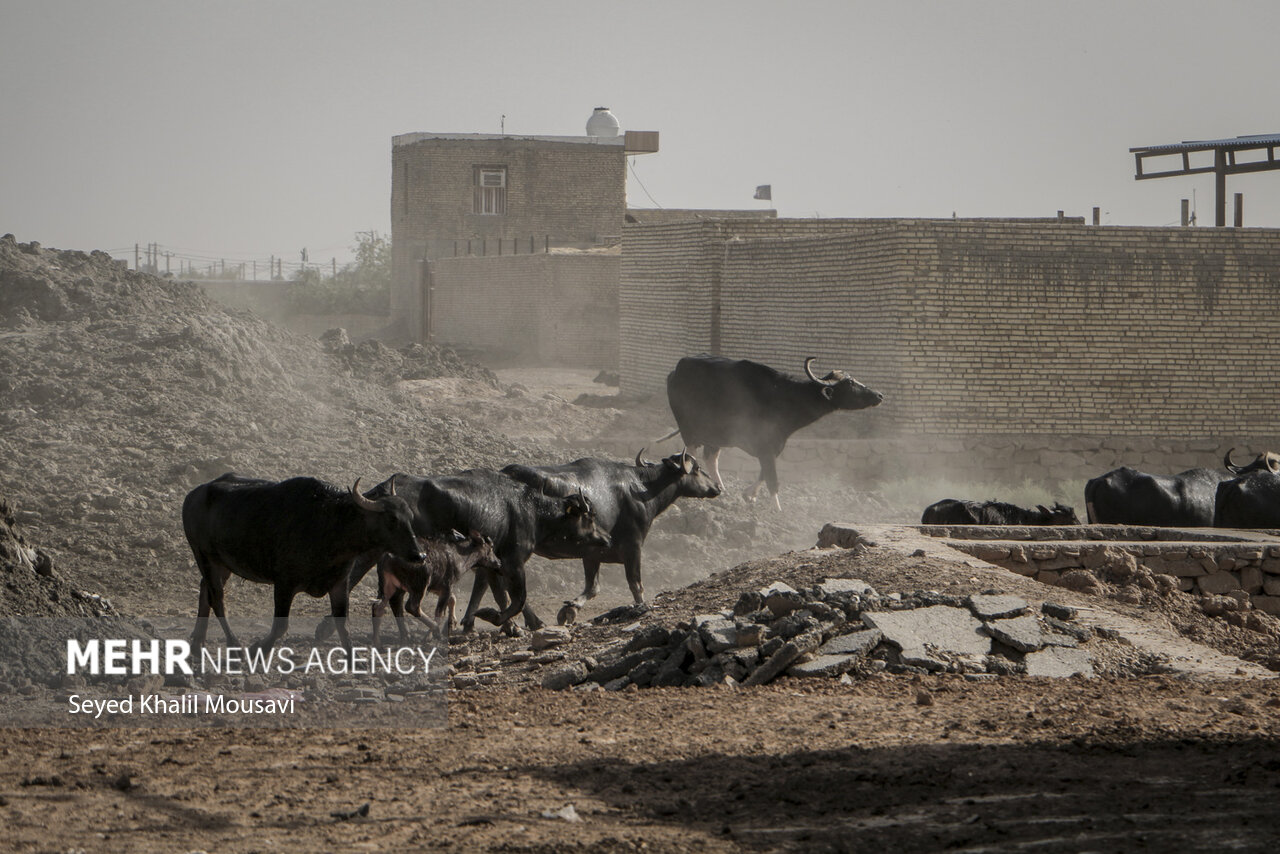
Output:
[619, 218, 1280, 483]
[391, 136, 626, 339]
[429, 252, 618, 368]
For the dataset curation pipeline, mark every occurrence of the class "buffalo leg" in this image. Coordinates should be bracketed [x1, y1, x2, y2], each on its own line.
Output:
[193, 559, 238, 650]
[371, 598, 387, 647]
[388, 588, 411, 645]
[745, 455, 783, 510]
[208, 565, 239, 645]
[703, 445, 724, 490]
[251, 584, 295, 655]
[327, 577, 354, 656]
[557, 558, 603, 624]
[459, 568, 493, 632]
[622, 544, 645, 604]
[316, 553, 379, 642]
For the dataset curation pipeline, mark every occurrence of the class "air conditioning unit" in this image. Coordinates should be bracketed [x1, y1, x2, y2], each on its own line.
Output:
[479, 169, 506, 188]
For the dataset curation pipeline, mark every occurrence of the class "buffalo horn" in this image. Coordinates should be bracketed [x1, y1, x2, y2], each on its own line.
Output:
[804, 356, 836, 385]
[635, 448, 646, 467]
[1268, 452, 1280, 473]
[350, 478, 381, 512]
[1224, 447, 1243, 474]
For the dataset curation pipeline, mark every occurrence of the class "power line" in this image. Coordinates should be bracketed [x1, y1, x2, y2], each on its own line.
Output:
[628, 156, 663, 208]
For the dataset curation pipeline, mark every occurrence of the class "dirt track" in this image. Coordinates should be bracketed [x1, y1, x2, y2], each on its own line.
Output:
[7, 678, 1280, 852]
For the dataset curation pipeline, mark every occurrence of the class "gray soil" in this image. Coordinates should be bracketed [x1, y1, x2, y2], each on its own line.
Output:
[2, 234, 1279, 852]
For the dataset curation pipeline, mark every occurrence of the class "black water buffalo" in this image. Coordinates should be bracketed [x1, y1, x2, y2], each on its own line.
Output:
[1215, 469, 1280, 528]
[182, 473, 424, 653]
[921, 499, 1080, 526]
[499, 449, 722, 625]
[662, 355, 883, 508]
[371, 530, 501, 645]
[330, 471, 611, 636]
[1085, 449, 1280, 527]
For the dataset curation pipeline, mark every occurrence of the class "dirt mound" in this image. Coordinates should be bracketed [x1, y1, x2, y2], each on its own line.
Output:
[0, 493, 115, 618]
[318, 327, 498, 386]
[0, 236, 543, 615]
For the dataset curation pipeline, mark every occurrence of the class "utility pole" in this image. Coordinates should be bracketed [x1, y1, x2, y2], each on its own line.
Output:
[134, 243, 139, 270]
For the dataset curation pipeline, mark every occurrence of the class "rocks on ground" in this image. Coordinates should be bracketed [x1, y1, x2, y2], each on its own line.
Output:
[536, 578, 1109, 691]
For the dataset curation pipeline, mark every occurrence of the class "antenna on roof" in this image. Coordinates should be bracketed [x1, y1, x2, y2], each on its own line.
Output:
[500, 114, 505, 135]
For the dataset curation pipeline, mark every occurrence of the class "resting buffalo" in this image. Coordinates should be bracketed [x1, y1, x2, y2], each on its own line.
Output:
[662, 355, 883, 508]
[1215, 470, 1280, 528]
[182, 473, 424, 653]
[921, 499, 1080, 526]
[499, 449, 721, 625]
[1085, 449, 1280, 527]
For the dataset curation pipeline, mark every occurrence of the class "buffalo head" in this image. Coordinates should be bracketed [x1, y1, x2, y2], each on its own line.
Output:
[350, 477, 426, 564]
[1038, 503, 1081, 525]
[1224, 448, 1280, 476]
[805, 357, 884, 411]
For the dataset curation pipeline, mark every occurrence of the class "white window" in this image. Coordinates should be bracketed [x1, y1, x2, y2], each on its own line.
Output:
[474, 166, 507, 215]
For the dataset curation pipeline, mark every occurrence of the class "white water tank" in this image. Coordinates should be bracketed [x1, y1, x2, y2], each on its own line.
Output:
[586, 106, 620, 137]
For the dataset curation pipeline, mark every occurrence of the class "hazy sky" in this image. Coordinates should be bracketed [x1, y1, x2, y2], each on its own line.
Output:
[3, 1, 1279, 272]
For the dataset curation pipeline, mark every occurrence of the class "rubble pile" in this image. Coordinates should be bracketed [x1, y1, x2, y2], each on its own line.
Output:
[0, 493, 116, 619]
[541, 579, 1103, 691]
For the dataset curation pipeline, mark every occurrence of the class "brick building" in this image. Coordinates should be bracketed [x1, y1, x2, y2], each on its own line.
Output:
[389, 109, 660, 347]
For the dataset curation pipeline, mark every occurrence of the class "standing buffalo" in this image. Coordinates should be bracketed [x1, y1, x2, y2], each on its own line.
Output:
[1215, 469, 1280, 528]
[331, 470, 611, 636]
[662, 355, 883, 508]
[182, 473, 425, 654]
[921, 499, 1079, 526]
[500, 449, 722, 625]
[1085, 449, 1280, 527]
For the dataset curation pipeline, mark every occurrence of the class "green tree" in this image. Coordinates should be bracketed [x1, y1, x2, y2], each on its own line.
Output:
[287, 231, 391, 314]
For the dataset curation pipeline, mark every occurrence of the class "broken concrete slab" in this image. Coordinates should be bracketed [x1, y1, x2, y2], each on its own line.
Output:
[898, 647, 949, 672]
[743, 630, 822, 687]
[764, 589, 809, 618]
[983, 615, 1045, 653]
[816, 578, 875, 598]
[862, 605, 991, 656]
[698, 618, 739, 653]
[787, 654, 862, 678]
[1041, 602, 1078, 621]
[818, 628, 882, 658]
[1025, 646, 1095, 678]
[968, 594, 1029, 620]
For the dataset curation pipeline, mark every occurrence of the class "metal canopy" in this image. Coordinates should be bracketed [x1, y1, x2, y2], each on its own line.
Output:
[1130, 133, 1280, 226]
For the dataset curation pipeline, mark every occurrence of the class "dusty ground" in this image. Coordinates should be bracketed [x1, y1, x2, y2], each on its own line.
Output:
[4, 238, 1280, 851]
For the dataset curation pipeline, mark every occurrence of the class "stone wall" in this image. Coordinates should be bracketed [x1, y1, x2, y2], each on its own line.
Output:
[429, 252, 619, 368]
[926, 526, 1280, 616]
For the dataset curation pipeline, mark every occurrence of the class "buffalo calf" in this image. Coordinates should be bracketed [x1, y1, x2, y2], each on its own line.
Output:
[372, 530, 500, 645]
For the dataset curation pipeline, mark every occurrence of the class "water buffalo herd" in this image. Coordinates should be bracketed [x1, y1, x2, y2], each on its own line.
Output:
[182, 355, 878, 647]
[921, 449, 1280, 530]
[181, 350, 1280, 650]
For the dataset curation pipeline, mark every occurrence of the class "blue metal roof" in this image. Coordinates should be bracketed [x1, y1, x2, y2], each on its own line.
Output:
[1131, 133, 1280, 153]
